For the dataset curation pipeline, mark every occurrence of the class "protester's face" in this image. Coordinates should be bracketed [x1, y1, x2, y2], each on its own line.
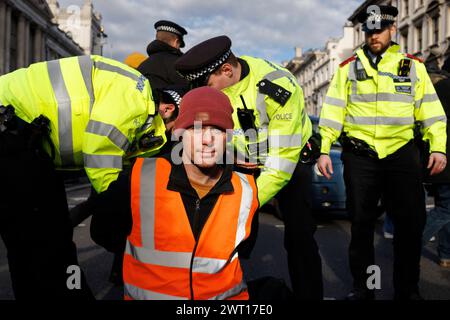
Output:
[365, 25, 395, 54]
[182, 124, 226, 168]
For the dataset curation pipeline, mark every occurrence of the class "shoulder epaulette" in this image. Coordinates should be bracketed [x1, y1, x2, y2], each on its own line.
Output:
[339, 55, 357, 68]
[405, 53, 423, 63]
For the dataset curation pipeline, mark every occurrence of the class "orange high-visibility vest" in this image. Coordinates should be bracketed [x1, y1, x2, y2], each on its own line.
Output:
[123, 157, 259, 300]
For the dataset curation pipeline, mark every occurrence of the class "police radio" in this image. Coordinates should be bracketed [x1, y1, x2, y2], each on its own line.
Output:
[237, 95, 257, 133]
[138, 130, 164, 150]
[398, 59, 412, 77]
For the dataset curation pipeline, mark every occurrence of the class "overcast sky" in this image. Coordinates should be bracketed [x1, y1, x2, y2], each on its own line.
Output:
[57, 0, 364, 64]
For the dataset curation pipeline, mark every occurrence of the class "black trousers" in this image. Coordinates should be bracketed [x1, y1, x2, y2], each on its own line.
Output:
[276, 161, 323, 300]
[342, 141, 426, 298]
[0, 130, 94, 300]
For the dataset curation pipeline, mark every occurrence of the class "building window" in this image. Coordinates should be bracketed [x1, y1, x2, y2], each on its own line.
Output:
[355, 26, 360, 46]
[28, 25, 36, 65]
[403, 0, 409, 17]
[415, 0, 424, 9]
[432, 16, 439, 45]
[448, 6, 450, 37]
[401, 28, 409, 52]
[9, 12, 18, 72]
[415, 24, 423, 52]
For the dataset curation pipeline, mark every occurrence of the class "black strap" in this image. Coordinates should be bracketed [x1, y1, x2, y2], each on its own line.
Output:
[257, 79, 291, 106]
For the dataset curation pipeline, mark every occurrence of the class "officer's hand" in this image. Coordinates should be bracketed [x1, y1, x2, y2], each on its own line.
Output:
[428, 152, 447, 176]
[235, 159, 259, 171]
[317, 154, 334, 180]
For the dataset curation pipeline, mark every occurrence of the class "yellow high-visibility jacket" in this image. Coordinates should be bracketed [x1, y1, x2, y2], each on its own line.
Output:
[0, 55, 166, 193]
[319, 43, 447, 158]
[222, 56, 312, 206]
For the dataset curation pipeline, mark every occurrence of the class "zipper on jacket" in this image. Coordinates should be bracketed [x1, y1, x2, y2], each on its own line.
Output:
[189, 198, 201, 300]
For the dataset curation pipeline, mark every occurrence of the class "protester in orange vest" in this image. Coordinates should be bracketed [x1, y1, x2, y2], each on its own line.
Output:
[123, 86, 259, 300]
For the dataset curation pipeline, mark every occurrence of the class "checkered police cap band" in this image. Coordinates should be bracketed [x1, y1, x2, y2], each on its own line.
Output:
[179, 49, 232, 82]
[367, 13, 395, 23]
[163, 90, 182, 108]
[156, 25, 183, 36]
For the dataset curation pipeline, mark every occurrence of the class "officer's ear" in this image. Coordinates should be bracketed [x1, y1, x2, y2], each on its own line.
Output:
[389, 24, 397, 38]
[220, 63, 234, 78]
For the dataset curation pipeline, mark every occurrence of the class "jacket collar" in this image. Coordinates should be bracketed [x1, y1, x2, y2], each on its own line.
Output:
[222, 57, 252, 97]
[146, 40, 182, 56]
[356, 42, 400, 74]
[161, 150, 234, 198]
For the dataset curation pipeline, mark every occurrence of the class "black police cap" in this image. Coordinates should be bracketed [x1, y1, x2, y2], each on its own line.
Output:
[156, 85, 189, 109]
[175, 35, 232, 82]
[154, 20, 187, 47]
[357, 5, 398, 33]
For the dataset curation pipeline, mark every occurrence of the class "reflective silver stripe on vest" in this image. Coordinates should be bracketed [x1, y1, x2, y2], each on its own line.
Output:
[264, 156, 297, 175]
[234, 173, 254, 248]
[350, 93, 414, 104]
[47, 60, 74, 166]
[421, 115, 447, 128]
[319, 117, 343, 131]
[139, 158, 157, 248]
[269, 134, 302, 148]
[345, 115, 415, 126]
[324, 96, 346, 108]
[124, 283, 187, 300]
[125, 241, 229, 274]
[83, 154, 122, 168]
[85, 120, 130, 152]
[94, 61, 140, 82]
[77, 56, 94, 114]
[209, 280, 248, 300]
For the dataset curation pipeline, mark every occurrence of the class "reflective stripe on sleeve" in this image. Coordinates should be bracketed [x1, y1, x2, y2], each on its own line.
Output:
[85, 120, 130, 152]
[47, 59, 74, 167]
[421, 115, 447, 128]
[77, 56, 94, 114]
[319, 118, 343, 131]
[94, 61, 140, 82]
[415, 93, 441, 108]
[268, 134, 302, 148]
[324, 96, 346, 108]
[263, 156, 297, 175]
[83, 154, 122, 169]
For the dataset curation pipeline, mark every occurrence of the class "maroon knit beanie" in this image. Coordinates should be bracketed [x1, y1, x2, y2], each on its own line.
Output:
[173, 86, 234, 136]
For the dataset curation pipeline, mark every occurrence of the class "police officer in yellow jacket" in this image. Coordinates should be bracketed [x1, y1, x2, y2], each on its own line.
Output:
[317, 5, 447, 300]
[175, 36, 323, 299]
[0, 55, 165, 299]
